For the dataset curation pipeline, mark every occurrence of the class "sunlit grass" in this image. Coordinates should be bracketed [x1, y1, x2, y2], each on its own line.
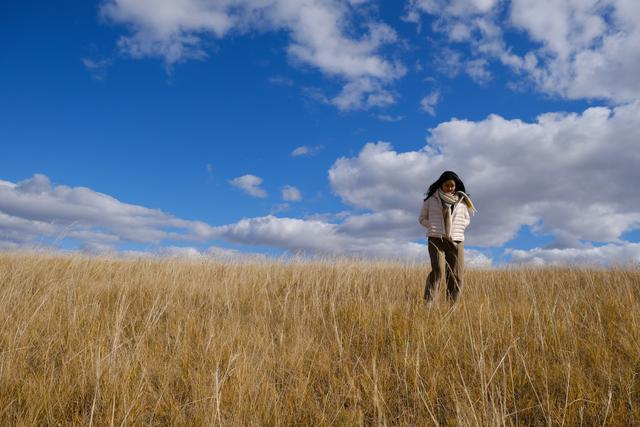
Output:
[0, 252, 639, 425]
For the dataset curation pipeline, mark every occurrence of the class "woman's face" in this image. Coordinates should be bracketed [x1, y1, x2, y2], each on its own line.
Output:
[441, 179, 456, 194]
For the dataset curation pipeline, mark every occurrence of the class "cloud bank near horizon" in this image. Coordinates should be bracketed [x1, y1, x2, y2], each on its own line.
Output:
[2, 101, 640, 265]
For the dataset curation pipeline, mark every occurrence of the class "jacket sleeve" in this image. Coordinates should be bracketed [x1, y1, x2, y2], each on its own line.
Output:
[419, 199, 430, 228]
[460, 204, 471, 228]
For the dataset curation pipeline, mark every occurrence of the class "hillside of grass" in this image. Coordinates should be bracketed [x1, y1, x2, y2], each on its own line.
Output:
[0, 253, 639, 425]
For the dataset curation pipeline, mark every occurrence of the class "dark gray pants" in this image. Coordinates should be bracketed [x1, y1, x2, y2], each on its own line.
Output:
[424, 237, 464, 302]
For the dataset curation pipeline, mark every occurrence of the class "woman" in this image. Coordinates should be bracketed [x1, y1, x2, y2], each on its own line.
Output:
[419, 171, 476, 303]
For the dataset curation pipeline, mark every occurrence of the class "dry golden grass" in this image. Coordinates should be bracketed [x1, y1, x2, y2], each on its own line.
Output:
[0, 252, 639, 426]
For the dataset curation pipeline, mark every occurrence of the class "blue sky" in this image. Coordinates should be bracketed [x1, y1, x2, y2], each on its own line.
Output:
[2, 0, 639, 265]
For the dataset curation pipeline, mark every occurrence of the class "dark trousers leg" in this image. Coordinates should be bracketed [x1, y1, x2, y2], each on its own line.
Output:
[424, 238, 443, 301]
[444, 241, 464, 302]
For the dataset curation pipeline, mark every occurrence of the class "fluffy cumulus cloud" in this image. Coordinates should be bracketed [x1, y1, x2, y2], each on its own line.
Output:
[508, 0, 640, 102]
[328, 102, 640, 262]
[0, 174, 216, 251]
[329, 142, 430, 213]
[408, 0, 640, 102]
[101, 0, 405, 110]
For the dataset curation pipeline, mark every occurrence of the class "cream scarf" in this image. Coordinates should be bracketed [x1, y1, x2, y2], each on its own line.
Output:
[437, 189, 477, 239]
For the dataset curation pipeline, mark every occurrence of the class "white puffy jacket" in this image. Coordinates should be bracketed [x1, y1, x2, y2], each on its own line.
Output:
[419, 193, 471, 241]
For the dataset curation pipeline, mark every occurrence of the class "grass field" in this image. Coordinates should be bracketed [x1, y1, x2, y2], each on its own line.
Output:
[0, 252, 639, 425]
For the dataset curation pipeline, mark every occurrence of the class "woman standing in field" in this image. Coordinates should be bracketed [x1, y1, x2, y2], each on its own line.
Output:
[419, 171, 476, 304]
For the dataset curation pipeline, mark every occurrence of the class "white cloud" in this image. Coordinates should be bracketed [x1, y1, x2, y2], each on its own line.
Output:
[82, 58, 112, 80]
[508, 0, 640, 102]
[375, 114, 404, 122]
[291, 145, 323, 157]
[413, 0, 499, 17]
[329, 141, 431, 213]
[303, 210, 352, 222]
[291, 146, 310, 157]
[212, 214, 446, 262]
[506, 243, 640, 266]
[80, 241, 118, 255]
[229, 174, 268, 198]
[101, 0, 405, 110]
[157, 246, 204, 258]
[408, 0, 640, 103]
[268, 76, 294, 86]
[465, 58, 491, 84]
[328, 102, 640, 249]
[432, 47, 463, 78]
[205, 245, 268, 261]
[153, 245, 268, 261]
[331, 76, 398, 110]
[270, 203, 290, 214]
[465, 249, 493, 267]
[282, 185, 302, 202]
[420, 90, 440, 115]
[336, 209, 422, 240]
[215, 215, 341, 253]
[407, 0, 513, 77]
[144, 245, 269, 261]
[0, 174, 216, 250]
[0, 173, 488, 263]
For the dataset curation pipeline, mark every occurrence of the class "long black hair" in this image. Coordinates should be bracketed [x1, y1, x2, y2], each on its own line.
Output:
[424, 170, 467, 201]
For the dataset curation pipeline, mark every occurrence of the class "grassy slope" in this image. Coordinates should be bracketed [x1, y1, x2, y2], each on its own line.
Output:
[0, 253, 639, 425]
